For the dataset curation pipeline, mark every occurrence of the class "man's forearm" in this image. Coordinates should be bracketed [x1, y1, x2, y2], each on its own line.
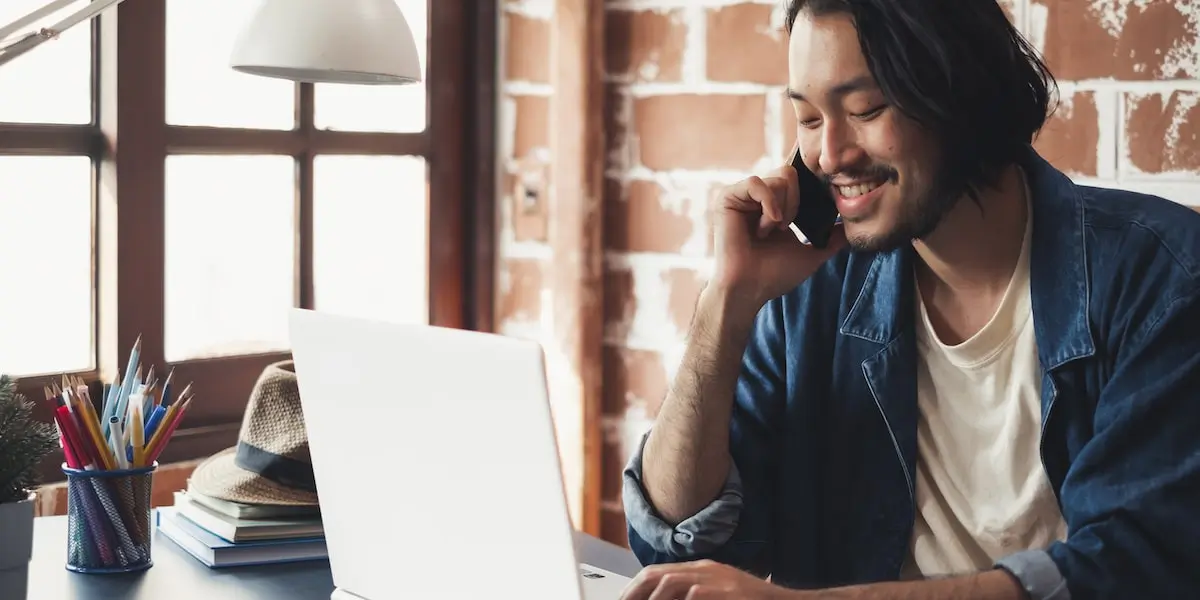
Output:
[641, 285, 761, 524]
[793, 569, 1027, 600]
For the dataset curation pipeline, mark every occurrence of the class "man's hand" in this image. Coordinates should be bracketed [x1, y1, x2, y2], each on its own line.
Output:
[619, 559, 794, 600]
[618, 561, 1028, 600]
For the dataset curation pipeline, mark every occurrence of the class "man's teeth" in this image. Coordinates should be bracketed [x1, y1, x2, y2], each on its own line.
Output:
[837, 181, 883, 198]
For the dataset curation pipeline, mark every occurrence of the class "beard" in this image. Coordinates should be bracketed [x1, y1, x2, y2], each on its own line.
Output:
[833, 156, 962, 253]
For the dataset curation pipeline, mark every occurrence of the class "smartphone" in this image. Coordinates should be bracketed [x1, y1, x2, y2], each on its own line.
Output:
[788, 145, 841, 248]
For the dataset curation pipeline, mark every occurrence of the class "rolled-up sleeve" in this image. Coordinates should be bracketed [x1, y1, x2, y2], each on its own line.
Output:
[622, 298, 789, 578]
[621, 429, 744, 558]
[995, 550, 1070, 600]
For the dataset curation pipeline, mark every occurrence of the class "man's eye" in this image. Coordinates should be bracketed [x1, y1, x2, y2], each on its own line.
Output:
[852, 105, 886, 120]
[798, 118, 821, 129]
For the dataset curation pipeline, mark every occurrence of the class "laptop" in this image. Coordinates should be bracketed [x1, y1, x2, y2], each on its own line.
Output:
[287, 308, 634, 600]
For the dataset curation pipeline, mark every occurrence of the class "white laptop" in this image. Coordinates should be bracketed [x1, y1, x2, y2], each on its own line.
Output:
[287, 308, 634, 600]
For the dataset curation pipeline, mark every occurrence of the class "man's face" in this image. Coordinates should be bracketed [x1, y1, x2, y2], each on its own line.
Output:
[787, 11, 953, 252]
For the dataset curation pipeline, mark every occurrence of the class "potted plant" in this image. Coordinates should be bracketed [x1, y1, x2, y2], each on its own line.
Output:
[0, 375, 58, 598]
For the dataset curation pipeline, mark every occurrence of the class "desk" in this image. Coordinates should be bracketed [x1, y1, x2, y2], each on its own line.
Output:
[26, 515, 643, 599]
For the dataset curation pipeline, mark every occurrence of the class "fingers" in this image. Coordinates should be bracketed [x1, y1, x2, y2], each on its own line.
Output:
[621, 563, 698, 600]
[719, 174, 795, 239]
[621, 560, 734, 600]
[745, 176, 782, 238]
[647, 572, 702, 600]
[776, 163, 800, 231]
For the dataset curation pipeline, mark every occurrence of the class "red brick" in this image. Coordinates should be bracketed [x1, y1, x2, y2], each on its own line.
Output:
[634, 94, 767, 170]
[512, 95, 550, 160]
[1034, 91, 1100, 177]
[605, 179, 698, 253]
[605, 9, 687, 82]
[1040, 1, 1200, 80]
[603, 269, 637, 342]
[601, 507, 629, 548]
[1125, 91, 1200, 174]
[706, 4, 788, 85]
[504, 12, 551, 83]
[498, 258, 545, 323]
[601, 436, 625, 502]
[664, 268, 707, 335]
[602, 346, 669, 417]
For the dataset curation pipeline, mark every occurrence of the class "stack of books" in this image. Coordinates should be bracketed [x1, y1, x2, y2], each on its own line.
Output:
[157, 483, 327, 568]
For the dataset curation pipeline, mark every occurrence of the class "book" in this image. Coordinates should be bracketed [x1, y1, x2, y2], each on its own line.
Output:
[184, 482, 321, 520]
[157, 507, 328, 568]
[173, 491, 324, 543]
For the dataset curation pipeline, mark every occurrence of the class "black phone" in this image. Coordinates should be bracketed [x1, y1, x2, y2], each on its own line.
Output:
[788, 145, 840, 248]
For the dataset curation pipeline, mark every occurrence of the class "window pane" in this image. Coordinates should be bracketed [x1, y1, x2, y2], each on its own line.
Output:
[0, 157, 93, 376]
[0, 1, 91, 123]
[166, 0, 294, 129]
[313, 0, 427, 133]
[313, 155, 428, 324]
[164, 155, 295, 361]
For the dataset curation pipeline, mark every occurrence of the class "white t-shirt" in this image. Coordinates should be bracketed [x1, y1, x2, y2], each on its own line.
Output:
[901, 185, 1068, 578]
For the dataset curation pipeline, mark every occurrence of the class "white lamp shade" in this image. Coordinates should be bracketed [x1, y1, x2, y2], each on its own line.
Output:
[230, 0, 422, 85]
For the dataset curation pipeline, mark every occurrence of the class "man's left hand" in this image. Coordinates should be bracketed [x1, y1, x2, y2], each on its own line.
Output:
[619, 559, 794, 600]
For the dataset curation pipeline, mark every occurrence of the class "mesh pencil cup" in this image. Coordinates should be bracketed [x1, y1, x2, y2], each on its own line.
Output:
[62, 462, 158, 574]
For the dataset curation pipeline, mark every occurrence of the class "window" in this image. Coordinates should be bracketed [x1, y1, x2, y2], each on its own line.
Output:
[0, 0, 496, 481]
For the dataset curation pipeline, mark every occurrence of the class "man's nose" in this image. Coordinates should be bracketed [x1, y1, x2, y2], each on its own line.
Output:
[817, 120, 866, 177]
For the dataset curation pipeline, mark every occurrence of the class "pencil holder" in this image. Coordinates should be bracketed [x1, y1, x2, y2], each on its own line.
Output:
[62, 462, 158, 574]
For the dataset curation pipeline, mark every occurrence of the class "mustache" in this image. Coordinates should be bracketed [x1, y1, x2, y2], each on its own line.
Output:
[822, 164, 899, 186]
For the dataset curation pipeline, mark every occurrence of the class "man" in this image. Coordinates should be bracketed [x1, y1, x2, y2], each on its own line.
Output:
[617, 1, 1200, 599]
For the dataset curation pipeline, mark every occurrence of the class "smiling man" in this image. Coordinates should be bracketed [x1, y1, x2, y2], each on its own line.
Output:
[618, 1, 1200, 600]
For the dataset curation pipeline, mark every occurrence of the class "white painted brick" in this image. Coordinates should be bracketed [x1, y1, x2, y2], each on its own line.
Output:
[602, 258, 711, 349]
[503, 0, 553, 20]
[607, 0, 776, 7]
[502, 82, 554, 96]
[682, 5, 707, 85]
[1093, 88, 1120, 180]
[622, 81, 781, 96]
[1026, 0, 1047, 57]
[605, 251, 715, 274]
[1011, 0, 1029, 38]
[501, 240, 555, 260]
[765, 87, 785, 162]
[498, 95, 517, 162]
[607, 165, 757, 186]
[1071, 80, 1200, 93]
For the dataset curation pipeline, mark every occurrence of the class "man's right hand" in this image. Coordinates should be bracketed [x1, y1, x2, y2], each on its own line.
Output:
[638, 160, 848, 526]
[709, 163, 847, 311]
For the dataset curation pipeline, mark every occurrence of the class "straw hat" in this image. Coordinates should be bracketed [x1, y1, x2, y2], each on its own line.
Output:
[188, 361, 319, 506]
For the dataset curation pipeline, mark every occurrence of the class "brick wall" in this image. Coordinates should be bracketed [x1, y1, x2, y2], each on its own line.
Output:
[497, 0, 1200, 547]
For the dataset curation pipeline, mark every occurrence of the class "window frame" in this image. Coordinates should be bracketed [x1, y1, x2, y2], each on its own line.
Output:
[3, 0, 496, 484]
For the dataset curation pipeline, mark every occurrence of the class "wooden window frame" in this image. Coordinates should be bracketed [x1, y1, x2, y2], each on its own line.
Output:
[5, 0, 496, 484]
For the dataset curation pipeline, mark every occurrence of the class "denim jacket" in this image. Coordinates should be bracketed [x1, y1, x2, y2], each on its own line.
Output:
[622, 148, 1200, 600]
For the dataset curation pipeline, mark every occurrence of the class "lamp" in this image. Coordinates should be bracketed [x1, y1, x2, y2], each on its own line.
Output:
[231, 0, 421, 85]
[0, 0, 422, 86]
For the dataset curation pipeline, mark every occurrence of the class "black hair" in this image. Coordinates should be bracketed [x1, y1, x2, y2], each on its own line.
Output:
[785, 0, 1058, 202]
